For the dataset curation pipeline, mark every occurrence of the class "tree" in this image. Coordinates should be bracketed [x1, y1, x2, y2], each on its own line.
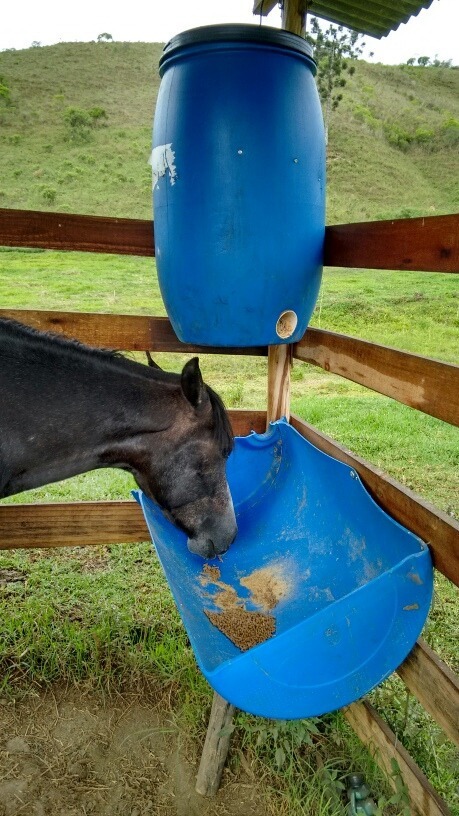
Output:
[97, 33, 113, 42]
[306, 17, 369, 145]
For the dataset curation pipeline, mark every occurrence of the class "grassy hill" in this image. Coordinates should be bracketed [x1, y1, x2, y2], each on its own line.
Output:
[0, 41, 458, 221]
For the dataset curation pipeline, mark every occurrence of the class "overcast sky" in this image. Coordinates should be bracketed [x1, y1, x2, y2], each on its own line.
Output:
[1, 0, 458, 65]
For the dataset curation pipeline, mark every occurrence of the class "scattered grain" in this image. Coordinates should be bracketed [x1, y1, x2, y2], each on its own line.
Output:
[240, 564, 289, 611]
[204, 608, 275, 651]
[201, 564, 221, 582]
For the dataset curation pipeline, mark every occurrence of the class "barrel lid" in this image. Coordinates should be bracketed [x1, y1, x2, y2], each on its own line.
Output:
[160, 24, 315, 67]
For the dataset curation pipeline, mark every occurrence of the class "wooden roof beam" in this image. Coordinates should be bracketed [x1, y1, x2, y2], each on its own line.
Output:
[253, 0, 278, 16]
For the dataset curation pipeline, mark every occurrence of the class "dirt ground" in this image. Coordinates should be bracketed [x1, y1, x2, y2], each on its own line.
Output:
[0, 686, 266, 816]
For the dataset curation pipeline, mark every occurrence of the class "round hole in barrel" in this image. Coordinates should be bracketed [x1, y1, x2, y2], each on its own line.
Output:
[276, 310, 298, 339]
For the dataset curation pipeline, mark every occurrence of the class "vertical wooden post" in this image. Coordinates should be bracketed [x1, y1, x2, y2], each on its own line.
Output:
[266, 0, 303, 426]
[196, 0, 302, 796]
[195, 694, 236, 796]
[281, 0, 308, 37]
[266, 344, 292, 427]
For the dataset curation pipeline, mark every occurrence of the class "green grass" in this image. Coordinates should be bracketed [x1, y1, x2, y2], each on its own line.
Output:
[0, 42, 458, 816]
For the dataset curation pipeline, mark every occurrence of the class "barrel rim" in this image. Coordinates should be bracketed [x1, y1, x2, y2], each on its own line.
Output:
[160, 23, 315, 67]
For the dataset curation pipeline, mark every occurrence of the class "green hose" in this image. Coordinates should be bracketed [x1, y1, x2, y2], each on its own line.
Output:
[347, 774, 378, 815]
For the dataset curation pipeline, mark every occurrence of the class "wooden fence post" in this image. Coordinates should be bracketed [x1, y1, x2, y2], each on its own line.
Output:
[195, 694, 236, 796]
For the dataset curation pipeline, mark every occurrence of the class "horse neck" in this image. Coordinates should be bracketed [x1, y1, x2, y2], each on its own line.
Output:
[0, 347, 184, 497]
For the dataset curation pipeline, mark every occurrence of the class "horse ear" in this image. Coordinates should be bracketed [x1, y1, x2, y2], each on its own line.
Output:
[181, 357, 207, 408]
[145, 350, 162, 370]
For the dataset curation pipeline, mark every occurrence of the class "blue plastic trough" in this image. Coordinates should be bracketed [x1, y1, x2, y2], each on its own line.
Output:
[135, 419, 433, 719]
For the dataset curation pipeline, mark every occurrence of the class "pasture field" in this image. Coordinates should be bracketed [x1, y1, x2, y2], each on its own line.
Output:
[0, 40, 458, 816]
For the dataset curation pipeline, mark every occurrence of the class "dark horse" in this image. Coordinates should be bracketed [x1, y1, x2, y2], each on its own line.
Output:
[0, 318, 237, 558]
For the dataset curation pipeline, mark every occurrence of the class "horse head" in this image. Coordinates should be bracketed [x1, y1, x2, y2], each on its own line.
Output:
[135, 358, 238, 560]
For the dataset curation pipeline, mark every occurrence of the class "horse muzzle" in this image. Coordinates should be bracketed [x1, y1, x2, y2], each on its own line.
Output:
[187, 505, 238, 559]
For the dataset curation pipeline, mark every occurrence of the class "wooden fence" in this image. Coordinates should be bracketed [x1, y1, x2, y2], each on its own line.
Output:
[0, 206, 458, 815]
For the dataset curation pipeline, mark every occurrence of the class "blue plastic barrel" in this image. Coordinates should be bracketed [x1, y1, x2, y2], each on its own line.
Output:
[152, 25, 326, 347]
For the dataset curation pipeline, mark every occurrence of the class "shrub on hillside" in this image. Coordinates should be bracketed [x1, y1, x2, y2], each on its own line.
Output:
[441, 117, 459, 146]
[0, 76, 11, 104]
[353, 104, 379, 130]
[63, 107, 93, 142]
[39, 186, 57, 203]
[88, 106, 107, 124]
[413, 127, 435, 148]
[63, 106, 108, 143]
[383, 122, 412, 151]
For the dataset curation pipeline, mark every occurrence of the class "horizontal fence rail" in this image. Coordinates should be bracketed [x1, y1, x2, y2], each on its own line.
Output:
[0, 309, 268, 357]
[1, 208, 458, 272]
[1, 309, 457, 427]
[0, 208, 154, 256]
[0, 501, 149, 549]
[323, 213, 459, 273]
[294, 328, 459, 427]
[397, 639, 459, 747]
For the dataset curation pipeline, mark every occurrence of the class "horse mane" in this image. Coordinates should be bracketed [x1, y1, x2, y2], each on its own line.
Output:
[1, 318, 234, 455]
[0, 317, 173, 381]
[206, 384, 234, 459]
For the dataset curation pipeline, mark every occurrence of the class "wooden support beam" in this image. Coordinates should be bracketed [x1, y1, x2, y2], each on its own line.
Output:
[294, 328, 459, 427]
[324, 214, 459, 273]
[397, 639, 459, 747]
[0, 309, 268, 357]
[266, 344, 292, 426]
[281, 0, 307, 35]
[344, 701, 451, 816]
[252, 0, 277, 16]
[195, 694, 236, 797]
[290, 414, 459, 588]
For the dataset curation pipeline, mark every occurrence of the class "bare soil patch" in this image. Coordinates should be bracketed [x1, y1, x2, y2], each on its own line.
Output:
[0, 686, 265, 816]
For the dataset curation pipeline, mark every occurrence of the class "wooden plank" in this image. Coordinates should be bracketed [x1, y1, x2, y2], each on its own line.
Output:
[0, 208, 154, 256]
[195, 693, 236, 797]
[252, 0, 277, 15]
[231, 409, 266, 436]
[324, 214, 459, 273]
[294, 328, 459, 427]
[344, 700, 451, 816]
[267, 345, 292, 427]
[0, 501, 149, 549]
[290, 414, 459, 588]
[281, 0, 307, 34]
[0, 310, 268, 357]
[2, 208, 457, 273]
[397, 639, 459, 747]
